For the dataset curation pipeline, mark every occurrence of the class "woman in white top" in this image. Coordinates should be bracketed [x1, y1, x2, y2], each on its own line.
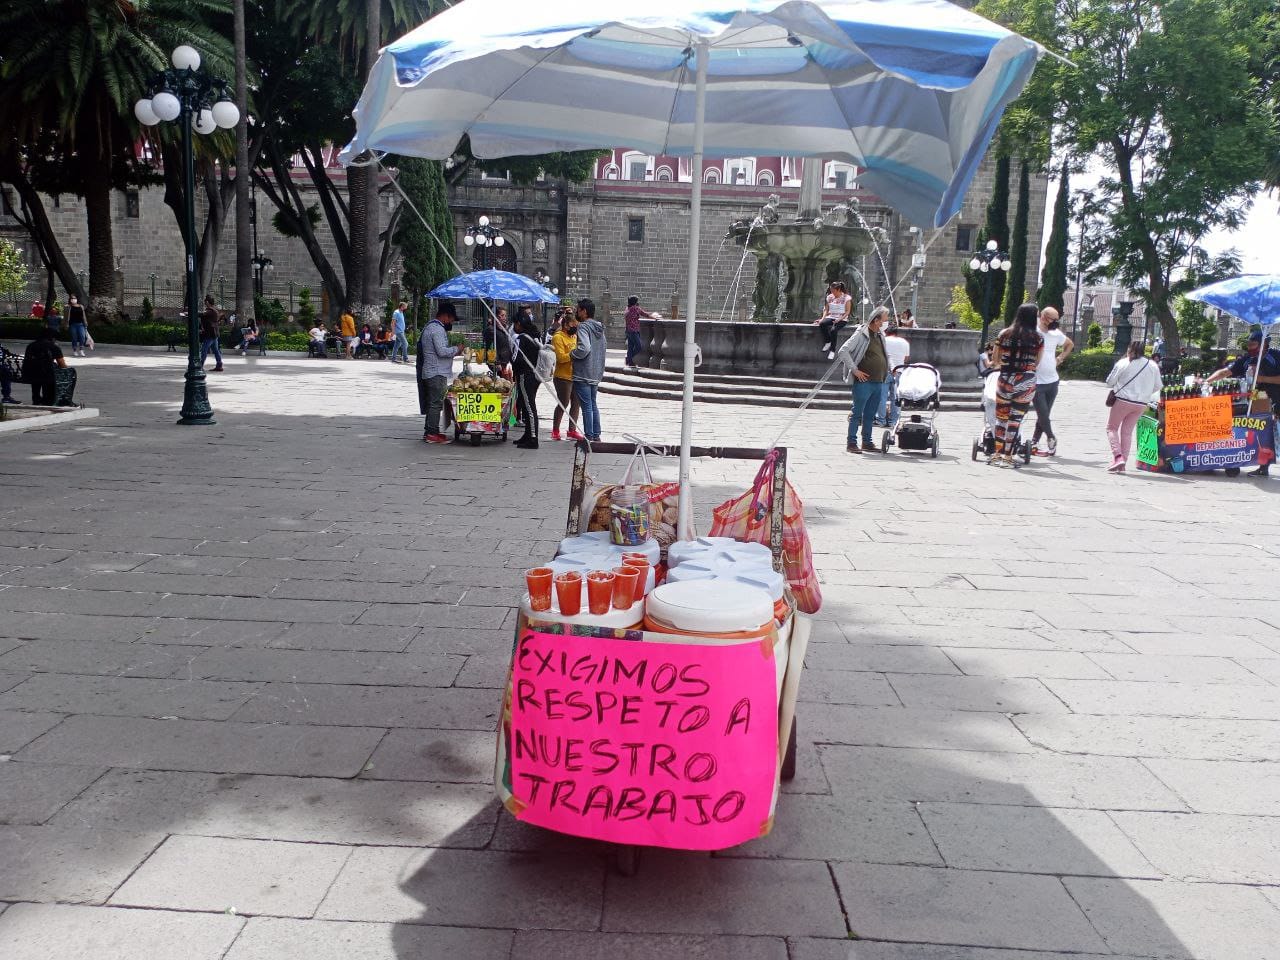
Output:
[816, 281, 852, 356]
[1104, 341, 1161, 472]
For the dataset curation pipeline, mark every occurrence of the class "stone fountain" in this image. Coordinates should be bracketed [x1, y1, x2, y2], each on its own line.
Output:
[728, 158, 877, 322]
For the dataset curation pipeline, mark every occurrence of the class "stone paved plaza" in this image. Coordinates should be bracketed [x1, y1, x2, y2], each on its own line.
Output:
[0, 348, 1278, 960]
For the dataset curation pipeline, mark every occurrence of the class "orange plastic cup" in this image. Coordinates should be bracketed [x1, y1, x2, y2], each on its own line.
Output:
[586, 571, 616, 615]
[622, 555, 650, 587]
[554, 572, 583, 616]
[525, 567, 554, 612]
[612, 565, 641, 609]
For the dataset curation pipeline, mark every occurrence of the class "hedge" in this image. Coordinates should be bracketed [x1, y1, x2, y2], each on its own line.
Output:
[1058, 346, 1117, 382]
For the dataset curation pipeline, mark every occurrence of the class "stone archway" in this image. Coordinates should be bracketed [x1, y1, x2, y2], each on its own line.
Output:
[473, 243, 516, 273]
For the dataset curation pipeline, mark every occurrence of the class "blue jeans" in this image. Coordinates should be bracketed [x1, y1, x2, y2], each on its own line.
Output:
[392, 332, 409, 362]
[874, 373, 900, 428]
[625, 330, 643, 365]
[70, 323, 88, 352]
[848, 379, 885, 446]
[200, 337, 223, 368]
[573, 380, 601, 439]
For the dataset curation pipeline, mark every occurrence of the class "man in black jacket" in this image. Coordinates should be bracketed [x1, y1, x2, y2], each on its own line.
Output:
[23, 329, 66, 405]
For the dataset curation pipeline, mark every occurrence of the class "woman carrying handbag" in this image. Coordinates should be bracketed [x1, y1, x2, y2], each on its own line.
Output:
[1104, 341, 1162, 472]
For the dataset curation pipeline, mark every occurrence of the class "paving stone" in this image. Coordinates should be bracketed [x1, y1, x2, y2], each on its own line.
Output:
[819, 745, 1185, 810]
[1087, 652, 1268, 684]
[182, 647, 464, 687]
[407, 626, 516, 657]
[512, 930, 788, 960]
[0, 675, 262, 720]
[0, 639, 203, 678]
[1116, 632, 1279, 659]
[918, 802, 1158, 877]
[318, 846, 604, 929]
[16, 715, 384, 777]
[138, 618, 290, 648]
[1064, 877, 1280, 960]
[1012, 714, 1280, 761]
[53, 769, 497, 848]
[0, 761, 105, 824]
[0, 710, 64, 753]
[902, 608, 1048, 630]
[267, 622, 421, 652]
[0, 672, 29, 694]
[0, 826, 162, 904]
[1108, 811, 1280, 884]
[803, 643, 960, 675]
[111, 835, 350, 917]
[1026, 629, 1135, 654]
[603, 852, 845, 937]
[1142, 758, 1280, 815]
[943, 649, 1112, 680]
[802, 704, 1035, 753]
[886, 675, 1067, 713]
[797, 671, 901, 706]
[1046, 678, 1280, 720]
[361, 729, 496, 782]
[0, 903, 244, 960]
[788, 940, 1148, 960]
[231, 682, 499, 729]
[226, 917, 513, 960]
[725, 795, 939, 865]
[359, 602, 511, 628]
[832, 863, 1107, 953]
[1240, 658, 1280, 683]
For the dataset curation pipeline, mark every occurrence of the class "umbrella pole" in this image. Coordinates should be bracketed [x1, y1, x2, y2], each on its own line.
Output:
[677, 38, 709, 542]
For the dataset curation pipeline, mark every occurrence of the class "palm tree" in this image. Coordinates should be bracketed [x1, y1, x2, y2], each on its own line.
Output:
[0, 0, 232, 321]
[233, 0, 254, 324]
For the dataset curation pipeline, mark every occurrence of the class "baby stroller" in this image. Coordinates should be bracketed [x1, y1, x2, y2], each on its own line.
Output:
[971, 369, 1032, 464]
[880, 363, 941, 458]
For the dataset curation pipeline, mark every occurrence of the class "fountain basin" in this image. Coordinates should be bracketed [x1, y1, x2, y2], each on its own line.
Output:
[637, 318, 980, 386]
[729, 221, 875, 322]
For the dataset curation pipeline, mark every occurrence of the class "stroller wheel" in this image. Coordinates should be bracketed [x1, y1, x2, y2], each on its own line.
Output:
[1022, 441, 1032, 464]
[881, 430, 891, 454]
[971, 437, 980, 461]
[931, 436, 940, 459]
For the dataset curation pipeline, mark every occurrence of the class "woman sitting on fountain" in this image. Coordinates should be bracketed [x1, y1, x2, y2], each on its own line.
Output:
[816, 281, 852, 359]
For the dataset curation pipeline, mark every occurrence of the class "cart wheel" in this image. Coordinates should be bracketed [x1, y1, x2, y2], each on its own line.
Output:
[1225, 467, 1241, 477]
[930, 436, 939, 459]
[469, 433, 482, 446]
[971, 437, 980, 462]
[1022, 442, 1032, 464]
[880, 431, 890, 454]
[780, 716, 798, 782]
[613, 845, 639, 877]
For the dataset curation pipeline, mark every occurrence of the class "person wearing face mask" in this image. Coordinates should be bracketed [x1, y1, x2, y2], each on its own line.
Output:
[550, 309, 582, 441]
[837, 306, 891, 454]
[570, 299, 607, 442]
[1207, 330, 1280, 477]
[417, 301, 463, 444]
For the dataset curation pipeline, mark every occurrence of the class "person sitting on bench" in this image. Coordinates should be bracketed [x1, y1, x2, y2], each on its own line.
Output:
[23, 328, 67, 405]
[307, 324, 327, 358]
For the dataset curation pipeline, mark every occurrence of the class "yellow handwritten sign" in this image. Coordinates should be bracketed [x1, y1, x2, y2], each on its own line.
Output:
[1164, 395, 1232, 445]
[455, 392, 503, 423]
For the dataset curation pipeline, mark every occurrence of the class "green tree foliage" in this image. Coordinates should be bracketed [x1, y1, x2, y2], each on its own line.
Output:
[1087, 322, 1102, 348]
[979, 0, 1280, 354]
[392, 157, 453, 325]
[296, 287, 316, 325]
[0, 239, 28, 298]
[947, 283, 983, 331]
[1037, 162, 1070, 312]
[1001, 159, 1031, 324]
[1174, 295, 1218, 353]
[963, 154, 1010, 324]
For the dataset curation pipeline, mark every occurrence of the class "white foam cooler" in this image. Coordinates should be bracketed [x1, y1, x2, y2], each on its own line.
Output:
[519, 592, 644, 629]
[644, 580, 776, 637]
[557, 530, 660, 565]
[667, 536, 772, 569]
[664, 555, 785, 602]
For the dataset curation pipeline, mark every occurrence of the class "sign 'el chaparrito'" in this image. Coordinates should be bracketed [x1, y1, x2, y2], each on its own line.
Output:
[508, 630, 778, 849]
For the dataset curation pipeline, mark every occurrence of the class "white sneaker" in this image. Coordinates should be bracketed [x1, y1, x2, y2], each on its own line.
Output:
[827, 350, 836, 361]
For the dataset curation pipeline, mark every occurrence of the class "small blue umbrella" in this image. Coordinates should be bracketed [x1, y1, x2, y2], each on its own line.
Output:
[427, 269, 560, 304]
[1185, 275, 1280, 329]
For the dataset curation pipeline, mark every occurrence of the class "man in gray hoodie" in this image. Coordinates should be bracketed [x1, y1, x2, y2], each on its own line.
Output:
[417, 301, 462, 443]
[570, 298, 607, 442]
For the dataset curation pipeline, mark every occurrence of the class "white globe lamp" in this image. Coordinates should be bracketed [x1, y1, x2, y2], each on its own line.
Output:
[150, 91, 181, 122]
[986, 239, 998, 252]
[194, 109, 217, 135]
[463, 234, 474, 246]
[1001, 259, 1013, 271]
[133, 98, 160, 126]
[494, 235, 505, 247]
[478, 215, 490, 227]
[211, 100, 240, 129]
[980, 262, 990, 272]
[968, 257, 981, 271]
[172, 45, 201, 71]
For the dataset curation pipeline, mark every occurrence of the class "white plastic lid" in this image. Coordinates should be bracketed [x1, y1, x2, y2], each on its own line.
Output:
[665, 563, 785, 602]
[557, 532, 661, 565]
[667, 537, 773, 569]
[645, 580, 775, 634]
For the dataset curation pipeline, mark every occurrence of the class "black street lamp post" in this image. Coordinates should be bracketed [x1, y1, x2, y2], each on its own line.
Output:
[251, 252, 273, 297]
[134, 45, 239, 425]
[532, 268, 559, 325]
[969, 239, 1012, 346]
[463, 215, 504, 270]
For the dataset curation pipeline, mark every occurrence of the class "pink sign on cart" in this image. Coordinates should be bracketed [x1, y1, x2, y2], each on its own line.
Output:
[509, 629, 778, 850]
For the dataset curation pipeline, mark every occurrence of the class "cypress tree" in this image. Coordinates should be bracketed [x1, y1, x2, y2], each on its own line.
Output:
[1036, 161, 1070, 313]
[394, 157, 454, 329]
[1001, 158, 1031, 324]
[964, 153, 1010, 326]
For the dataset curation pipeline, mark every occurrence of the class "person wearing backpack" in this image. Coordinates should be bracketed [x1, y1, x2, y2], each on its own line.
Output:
[512, 311, 544, 449]
[23, 328, 67, 405]
[570, 298, 607, 442]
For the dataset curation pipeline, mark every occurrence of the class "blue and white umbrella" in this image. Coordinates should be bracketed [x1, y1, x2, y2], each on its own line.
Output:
[1186, 275, 1280, 329]
[428, 269, 560, 304]
[343, 0, 1042, 534]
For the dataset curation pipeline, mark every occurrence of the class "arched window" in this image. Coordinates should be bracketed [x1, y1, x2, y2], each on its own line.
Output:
[724, 158, 755, 185]
[703, 167, 721, 184]
[655, 166, 674, 182]
[602, 163, 620, 180]
[621, 150, 654, 181]
[824, 161, 857, 191]
[757, 170, 775, 187]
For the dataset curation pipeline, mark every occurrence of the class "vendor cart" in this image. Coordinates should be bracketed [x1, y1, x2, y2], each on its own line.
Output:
[494, 441, 809, 876]
[447, 377, 515, 445]
[1136, 384, 1275, 476]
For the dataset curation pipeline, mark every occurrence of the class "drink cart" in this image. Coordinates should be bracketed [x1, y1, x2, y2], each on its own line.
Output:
[494, 442, 811, 876]
[1136, 377, 1275, 476]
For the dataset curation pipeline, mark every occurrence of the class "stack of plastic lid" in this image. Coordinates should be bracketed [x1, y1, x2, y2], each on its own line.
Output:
[665, 538, 783, 602]
[667, 536, 772, 569]
[557, 530, 661, 565]
[644, 580, 776, 640]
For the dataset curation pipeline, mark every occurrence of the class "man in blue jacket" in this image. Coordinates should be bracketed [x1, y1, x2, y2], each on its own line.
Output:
[417, 301, 462, 443]
[569, 299, 607, 442]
